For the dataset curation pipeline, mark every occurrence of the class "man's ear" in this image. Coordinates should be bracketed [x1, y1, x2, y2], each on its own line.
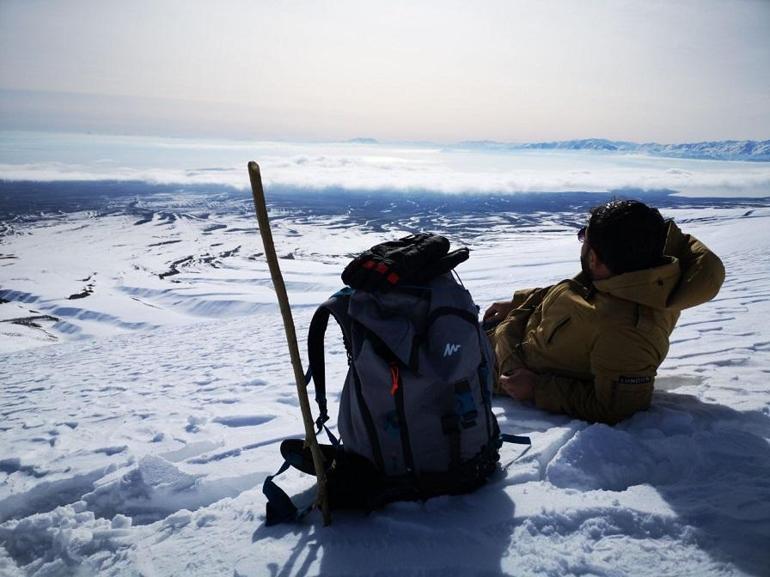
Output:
[588, 248, 601, 269]
[590, 249, 613, 279]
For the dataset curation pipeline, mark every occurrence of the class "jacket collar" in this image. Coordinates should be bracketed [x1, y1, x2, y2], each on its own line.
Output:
[592, 257, 681, 309]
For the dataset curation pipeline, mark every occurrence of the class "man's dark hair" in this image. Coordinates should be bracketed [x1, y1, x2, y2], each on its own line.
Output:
[587, 200, 667, 274]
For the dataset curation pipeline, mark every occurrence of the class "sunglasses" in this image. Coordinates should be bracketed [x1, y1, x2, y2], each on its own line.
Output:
[577, 226, 587, 243]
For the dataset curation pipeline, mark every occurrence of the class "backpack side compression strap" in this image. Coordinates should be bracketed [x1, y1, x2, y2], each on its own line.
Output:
[500, 433, 532, 445]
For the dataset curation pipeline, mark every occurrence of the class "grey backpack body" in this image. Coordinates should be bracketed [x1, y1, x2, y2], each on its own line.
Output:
[309, 273, 500, 483]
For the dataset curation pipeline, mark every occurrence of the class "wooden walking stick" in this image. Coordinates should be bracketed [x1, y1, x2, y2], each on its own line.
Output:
[247, 161, 331, 526]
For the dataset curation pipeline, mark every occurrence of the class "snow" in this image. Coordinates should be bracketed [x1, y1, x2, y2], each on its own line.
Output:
[1, 145, 770, 576]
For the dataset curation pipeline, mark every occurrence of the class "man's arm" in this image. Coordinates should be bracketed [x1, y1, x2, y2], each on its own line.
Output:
[532, 325, 657, 425]
[665, 221, 725, 310]
[489, 286, 552, 372]
[483, 286, 546, 324]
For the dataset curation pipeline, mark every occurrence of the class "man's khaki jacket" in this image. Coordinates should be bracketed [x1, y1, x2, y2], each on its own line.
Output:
[491, 221, 725, 424]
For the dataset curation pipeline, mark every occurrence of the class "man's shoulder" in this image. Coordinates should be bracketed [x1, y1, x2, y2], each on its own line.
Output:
[540, 277, 666, 329]
[591, 291, 643, 327]
[539, 279, 600, 328]
[591, 291, 679, 341]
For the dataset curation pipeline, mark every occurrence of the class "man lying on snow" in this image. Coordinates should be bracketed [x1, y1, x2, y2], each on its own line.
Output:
[484, 199, 725, 425]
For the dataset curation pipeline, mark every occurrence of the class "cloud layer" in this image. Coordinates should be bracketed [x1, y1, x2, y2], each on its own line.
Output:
[1, 132, 769, 198]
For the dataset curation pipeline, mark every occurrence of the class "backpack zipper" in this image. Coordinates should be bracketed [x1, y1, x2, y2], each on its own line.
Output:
[390, 362, 416, 474]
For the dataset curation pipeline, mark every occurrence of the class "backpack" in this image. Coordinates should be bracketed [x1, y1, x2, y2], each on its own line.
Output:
[263, 234, 530, 525]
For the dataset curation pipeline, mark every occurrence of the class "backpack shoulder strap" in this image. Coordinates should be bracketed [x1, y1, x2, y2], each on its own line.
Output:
[263, 288, 354, 526]
[307, 288, 354, 429]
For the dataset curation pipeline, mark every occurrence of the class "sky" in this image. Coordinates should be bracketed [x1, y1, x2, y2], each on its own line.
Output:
[0, 0, 769, 143]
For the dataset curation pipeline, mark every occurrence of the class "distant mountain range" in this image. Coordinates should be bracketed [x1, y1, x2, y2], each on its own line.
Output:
[454, 138, 770, 161]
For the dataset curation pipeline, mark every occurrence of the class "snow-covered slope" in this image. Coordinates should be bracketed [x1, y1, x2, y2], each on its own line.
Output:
[1, 179, 769, 576]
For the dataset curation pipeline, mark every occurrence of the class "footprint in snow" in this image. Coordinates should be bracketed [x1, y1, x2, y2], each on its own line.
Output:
[212, 415, 275, 428]
[94, 446, 128, 456]
[242, 378, 267, 387]
[276, 397, 298, 407]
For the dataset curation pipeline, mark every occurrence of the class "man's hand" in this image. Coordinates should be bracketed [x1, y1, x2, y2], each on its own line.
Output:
[483, 300, 515, 324]
[499, 368, 536, 402]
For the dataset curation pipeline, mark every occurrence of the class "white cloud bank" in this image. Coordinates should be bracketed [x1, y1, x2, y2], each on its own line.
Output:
[1, 132, 769, 198]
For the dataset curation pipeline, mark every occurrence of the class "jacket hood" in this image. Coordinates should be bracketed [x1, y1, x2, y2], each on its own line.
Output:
[593, 257, 681, 309]
[591, 221, 725, 311]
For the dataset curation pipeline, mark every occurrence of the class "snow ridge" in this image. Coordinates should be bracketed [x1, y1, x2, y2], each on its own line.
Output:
[456, 138, 770, 161]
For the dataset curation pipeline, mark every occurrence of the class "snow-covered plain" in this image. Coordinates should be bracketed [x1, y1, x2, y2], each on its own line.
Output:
[1, 137, 770, 577]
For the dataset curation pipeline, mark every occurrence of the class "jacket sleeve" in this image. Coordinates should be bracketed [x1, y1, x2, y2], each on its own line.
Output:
[511, 287, 542, 308]
[491, 286, 550, 378]
[665, 221, 725, 310]
[533, 324, 656, 425]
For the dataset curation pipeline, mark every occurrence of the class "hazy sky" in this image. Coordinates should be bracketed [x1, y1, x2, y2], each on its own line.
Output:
[1, 0, 768, 142]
